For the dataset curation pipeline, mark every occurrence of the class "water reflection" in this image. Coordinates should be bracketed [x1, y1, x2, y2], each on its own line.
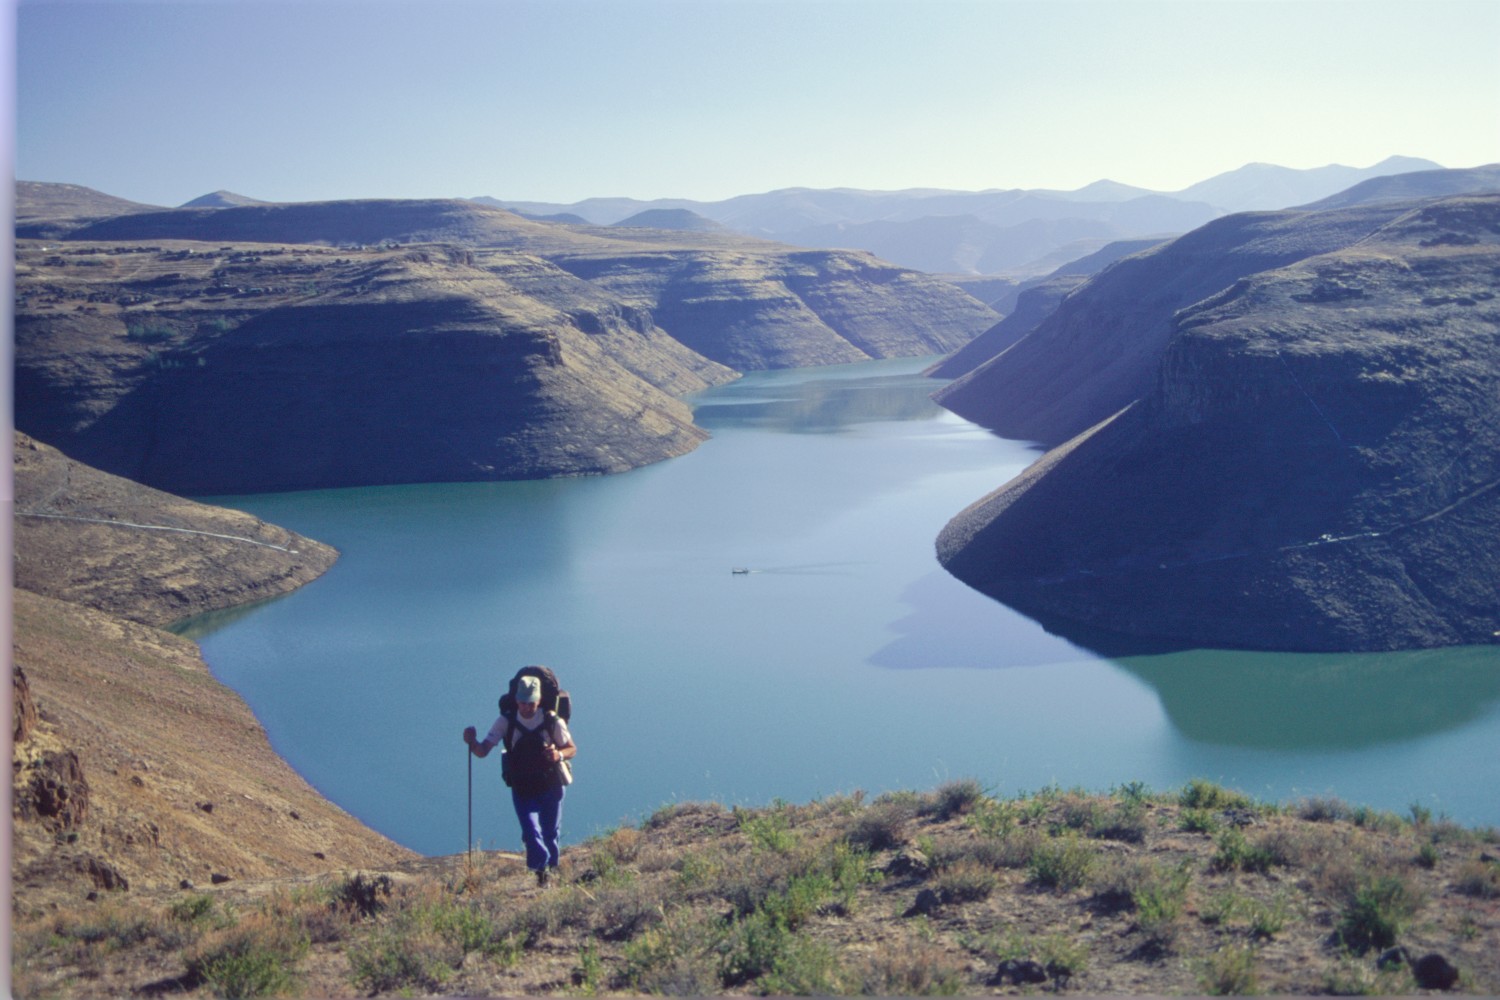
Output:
[693, 360, 947, 433]
[1116, 645, 1500, 749]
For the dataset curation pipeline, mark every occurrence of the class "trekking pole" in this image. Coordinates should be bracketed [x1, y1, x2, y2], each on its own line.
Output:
[466, 745, 473, 862]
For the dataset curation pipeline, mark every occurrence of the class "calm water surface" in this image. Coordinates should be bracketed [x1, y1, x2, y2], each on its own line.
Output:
[182, 358, 1500, 855]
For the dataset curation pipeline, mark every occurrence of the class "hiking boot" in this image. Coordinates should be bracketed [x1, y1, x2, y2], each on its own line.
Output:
[536, 868, 550, 889]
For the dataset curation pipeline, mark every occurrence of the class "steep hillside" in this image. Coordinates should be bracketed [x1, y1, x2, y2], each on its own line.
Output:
[13, 432, 337, 626]
[933, 202, 1416, 446]
[937, 196, 1500, 652]
[14, 239, 733, 493]
[12, 434, 415, 911]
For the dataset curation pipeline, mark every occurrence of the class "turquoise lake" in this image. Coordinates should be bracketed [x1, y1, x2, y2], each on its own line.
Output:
[181, 357, 1500, 856]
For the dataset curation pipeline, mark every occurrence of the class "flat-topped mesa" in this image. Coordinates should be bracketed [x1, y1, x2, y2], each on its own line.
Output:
[15, 186, 996, 494]
[937, 195, 1500, 652]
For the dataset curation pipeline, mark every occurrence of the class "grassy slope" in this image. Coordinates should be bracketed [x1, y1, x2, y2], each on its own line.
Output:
[12, 780, 1500, 997]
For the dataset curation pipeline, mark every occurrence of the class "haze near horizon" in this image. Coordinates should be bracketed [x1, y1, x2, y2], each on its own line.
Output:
[15, 0, 1500, 208]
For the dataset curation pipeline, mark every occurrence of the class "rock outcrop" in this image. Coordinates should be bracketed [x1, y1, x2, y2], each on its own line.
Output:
[937, 196, 1500, 651]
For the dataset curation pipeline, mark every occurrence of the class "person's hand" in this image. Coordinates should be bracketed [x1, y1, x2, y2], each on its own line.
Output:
[463, 726, 476, 745]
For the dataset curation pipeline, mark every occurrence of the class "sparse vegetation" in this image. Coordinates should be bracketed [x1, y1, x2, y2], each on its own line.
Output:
[10, 780, 1498, 996]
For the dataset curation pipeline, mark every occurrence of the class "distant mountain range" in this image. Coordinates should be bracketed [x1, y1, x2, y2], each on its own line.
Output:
[483, 156, 1444, 276]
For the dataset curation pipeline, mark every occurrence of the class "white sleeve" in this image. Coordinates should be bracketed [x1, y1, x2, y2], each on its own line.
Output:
[552, 717, 574, 749]
[483, 716, 509, 748]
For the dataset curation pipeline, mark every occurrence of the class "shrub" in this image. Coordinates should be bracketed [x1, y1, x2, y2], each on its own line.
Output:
[737, 807, 798, 855]
[330, 871, 392, 919]
[621, 909, 724, 995]
[1211, 827, 1280, 873]
[924, 779, 986, 821]
[845, 798, 916, 852]
[1180, 778, 1251, 811]
[1336, 874, 1422, 953]
[1027, 834, 1096, 891]
[1132, 862, 1192, 947]
[1196, 941, 1259, 995]
[1296, 796, 1351, 822]
[184, 912, 309, 999]
[1180, 808, 1220, 833]
[1455, 857, 1500, 898]
[966, 797, 1020, 839]
[858, 938, 967, 995]
[934, 861, 998, 904]
[347, 925, 456, 994]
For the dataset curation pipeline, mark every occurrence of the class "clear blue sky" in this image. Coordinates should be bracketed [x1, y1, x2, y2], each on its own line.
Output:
[14, 0, 1500, 207]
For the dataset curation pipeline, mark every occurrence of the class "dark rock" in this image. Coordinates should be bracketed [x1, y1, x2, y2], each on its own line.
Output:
[180, 880, 195, 890]
[904, 888, 942, 917]
[289, 810, 300, 820]
[17, 749, 91, 831]
[1412, 953, 1460, 990]
[994, 959, 1049, 985]
[196, 801, 214, 814]
[1377, 946, 1411, 970]
[883, 848, 930, 878]
[79, 856, 129, 891]
[13, 665, 38, 743]
[210, 873, 232, 885]
[313, 851, 326, 860]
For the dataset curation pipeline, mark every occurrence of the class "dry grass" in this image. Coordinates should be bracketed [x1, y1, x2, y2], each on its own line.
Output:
[11, 780, 1500, 997]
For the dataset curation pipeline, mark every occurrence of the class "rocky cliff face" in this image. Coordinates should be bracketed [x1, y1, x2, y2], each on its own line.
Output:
[937, 196, 1500, 652]
[14, 240, 732, 493]
[15, 187, 996, 492]
[556, 248, 992, 371]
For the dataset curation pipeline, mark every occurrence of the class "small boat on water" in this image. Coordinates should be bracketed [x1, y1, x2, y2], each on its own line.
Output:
[731, 567, 750, 575]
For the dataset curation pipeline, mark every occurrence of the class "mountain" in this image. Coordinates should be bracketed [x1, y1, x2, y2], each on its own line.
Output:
[1300, 163, 1500, 210]
[937, 194, 1500, 652]
[14, 185, 995, 492]
[486, 160, 1444, 277]
[14, 239, 730, 493]
[13, 180, 165, 239]
[1172, 155, 1443, 212]
[180, 189, 272, 208]
[932, 203, 1414, 445]
[611, 207, 727, 231]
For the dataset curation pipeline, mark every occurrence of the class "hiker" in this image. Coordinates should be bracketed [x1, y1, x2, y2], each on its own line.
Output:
[463, 673, 576, 886]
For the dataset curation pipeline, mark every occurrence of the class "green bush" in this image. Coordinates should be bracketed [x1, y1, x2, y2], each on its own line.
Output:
[347, 925, 456, 994]
[1027, 834, 1096, 891]
[1336, 874, 1422, 953]
[184, 913, 309, 999]
[1180, 779, 1251, 811]
[1211, 827, 1279, 873]
[1132, 863, 1192, 947]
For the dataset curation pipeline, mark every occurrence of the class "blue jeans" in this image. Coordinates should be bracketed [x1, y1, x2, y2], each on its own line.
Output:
[512, 785, 565, 872]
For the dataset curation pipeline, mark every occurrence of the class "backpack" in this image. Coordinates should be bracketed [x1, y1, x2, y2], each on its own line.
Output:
[498, 665, 573, 792]
[498, 665, 571, 722]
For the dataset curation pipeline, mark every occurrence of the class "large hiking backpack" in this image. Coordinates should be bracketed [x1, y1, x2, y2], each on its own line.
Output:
[498, 665, 572, 791]
[498, 664, 571, 722]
